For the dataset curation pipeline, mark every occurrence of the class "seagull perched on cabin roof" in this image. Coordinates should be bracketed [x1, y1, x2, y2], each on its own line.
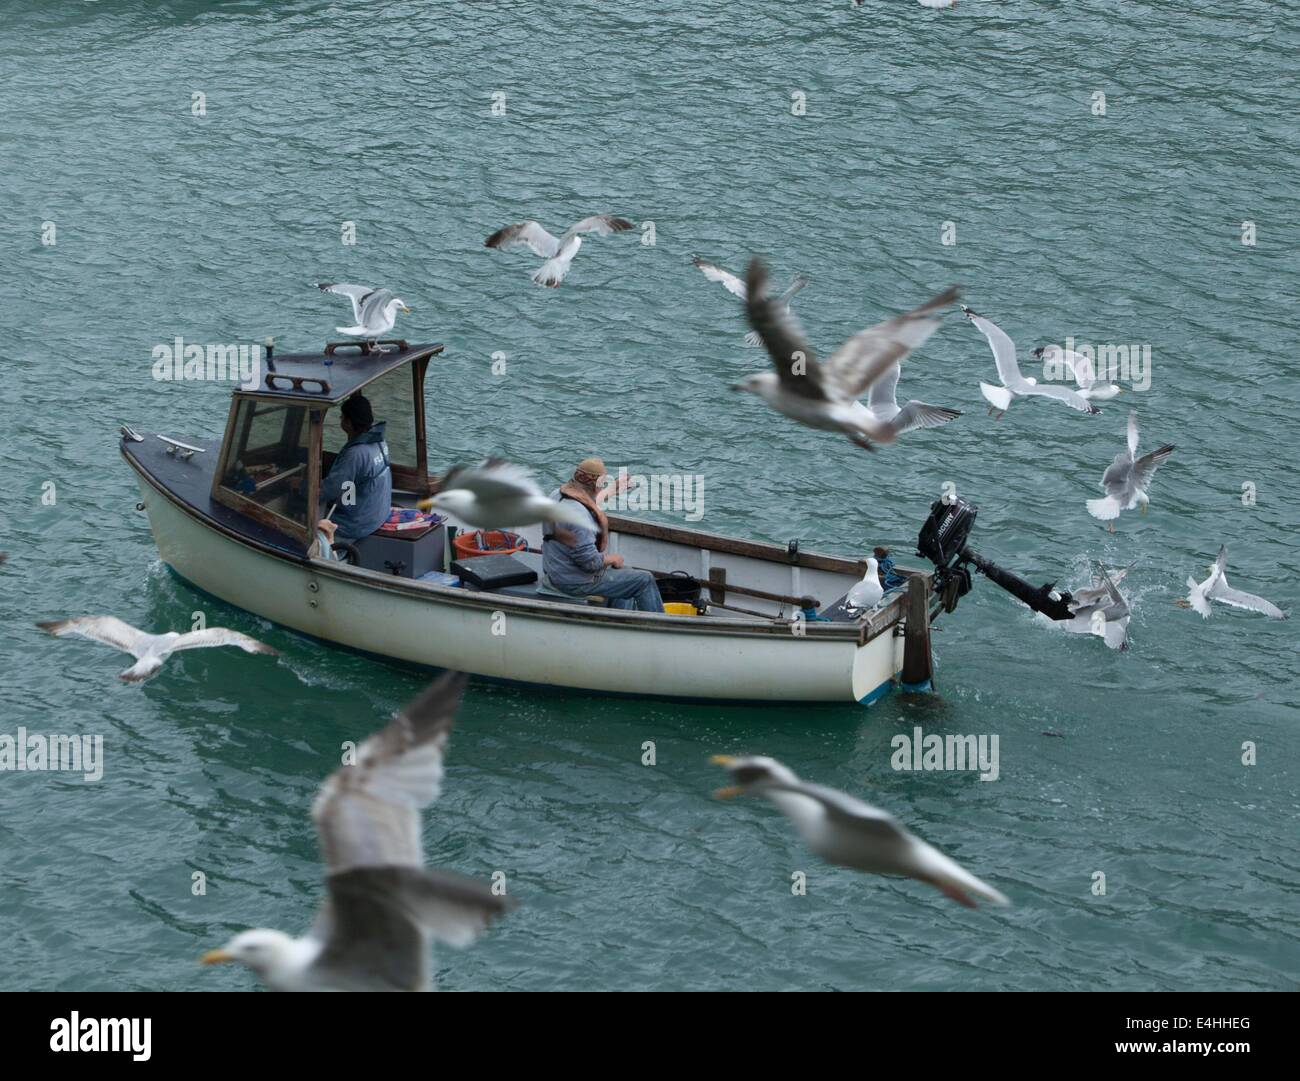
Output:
[37, 616, 277, 683]
[711, 755, 1009, 908]
[200, 672, 516, 991]
[317, 283, 410, 345]
[484, 214, 635, 287]
[691, 256, 808, 347]
[737, 258, 960, 451]
[418, 459, 591, 530]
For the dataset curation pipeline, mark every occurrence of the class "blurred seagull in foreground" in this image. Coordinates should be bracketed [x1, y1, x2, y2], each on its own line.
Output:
[691, 256, 808, 347]
[711, 755, 1008, 908]
[201, 672, 515, 991]
[37, 616, 277, 683]
[963, 307, 1100, 418]
[738, 258, 959, 450]
[1033, 344, 1122, 402]
[1179, 547, 1287, 620]
[317, 283, 410, 343]
[485, 214, 635, 287]
[418, 459, 590, 530]
[1086, 411, 1175, 529]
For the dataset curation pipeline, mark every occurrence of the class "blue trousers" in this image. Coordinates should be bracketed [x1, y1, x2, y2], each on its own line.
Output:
[564, 568, 665, 612]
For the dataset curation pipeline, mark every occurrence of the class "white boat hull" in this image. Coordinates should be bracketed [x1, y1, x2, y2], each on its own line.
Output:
[132, 473, 907, 704]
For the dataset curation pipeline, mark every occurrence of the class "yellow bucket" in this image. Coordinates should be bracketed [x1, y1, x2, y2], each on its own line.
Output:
[663, 602, 698, 617]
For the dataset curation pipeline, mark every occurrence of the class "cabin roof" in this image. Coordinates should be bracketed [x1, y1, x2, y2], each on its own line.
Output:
[241, 340, 444, 405]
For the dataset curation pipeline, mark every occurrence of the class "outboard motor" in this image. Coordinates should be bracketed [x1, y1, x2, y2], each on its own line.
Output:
[916, 497, 1074, 621]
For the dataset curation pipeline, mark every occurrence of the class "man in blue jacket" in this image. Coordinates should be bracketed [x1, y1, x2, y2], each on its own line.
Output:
[315, 394, 391, 552]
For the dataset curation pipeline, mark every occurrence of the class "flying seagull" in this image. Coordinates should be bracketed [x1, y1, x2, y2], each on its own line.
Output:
[738, 258, 959, 450]
[963, 307, 1100, 418]
[485, 215, 635, 287]
[1180, 546, 1287, 620]
[201, 672, 515, 991]
[1086, 411, 1175, 528]
[1032, 344, 1122, 402]
[865, 359, 964, 436]
[316, 283, 410, 343]
[37, 616, 277, 683]
[1061, 564, 1131, 650]
[711, 755, 1009, 908]
[691, 256, 808, 347]
[418, 459, 591, 530]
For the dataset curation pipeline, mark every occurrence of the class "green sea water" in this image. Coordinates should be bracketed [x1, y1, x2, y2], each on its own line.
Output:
[0, 0, 1297, 991]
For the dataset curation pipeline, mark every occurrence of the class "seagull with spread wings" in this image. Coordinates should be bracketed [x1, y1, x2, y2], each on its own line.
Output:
[37, 616, 277, 683]
[692, 256, 808, 346]
[711, 755, 1008, 908]
[316, 283, 410, 341]
[1085, 411, 1175, 527]
[737, 258, 959, 450]
[1032, 344, 1122, 402]
[485, 214, 635, 287]
[418, 459, 590, 530]
[1180, 547, 1288, 620]
[200, 672, 516, 991]
[963, 307, 1100, 418]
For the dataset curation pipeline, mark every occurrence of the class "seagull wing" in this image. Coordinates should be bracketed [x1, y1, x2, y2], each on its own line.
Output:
[36, 615, 150, 658]
[531, 235, 582, 287]
[356, 288, 395, 330]
[1133, 443, 1175, 489]
[743, 258, 831, 402]
[313, 671, 468, 875]
[317, 283, 376, 324]
[1022, 381, 1100, 413]
[484, 221, 561, 258]
[772, 780, 904, 838]
[866, 361, 902, 414]
[964, 308, 1027, 389]
[443, 459, 544, 501]
[777, 275, 809, 306]
[560, 214, 635, 243]
[168, 627, 278, 655]
[692, 257, 746, 299]
[1058, 349, 1097, 390]
[890, 400, 963, 435]
[1208, 552, 1285, 618]
[826, 287, 959, 401]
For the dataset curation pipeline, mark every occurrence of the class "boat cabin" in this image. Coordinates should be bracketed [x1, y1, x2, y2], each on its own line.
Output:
[211, 338, 441, 549]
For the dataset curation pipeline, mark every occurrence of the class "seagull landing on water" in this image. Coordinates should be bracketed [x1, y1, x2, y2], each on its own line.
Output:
[963, 307, 1100, 419]
[691, 256, 808, 347]
[1178, 546, 1288, 620]
[317, 283, 410, 346]
[418, 459, 591, 530]
[1086, 411, 1174, 530]
[37, 616, 277, 683]
[737, 258, 960, 451]
[1032, 345, 1122, 402]
[485, 215, 635, 288]
[201, 672, 515, 991]
[1061, 563, 1132, 650]
[710, 755, 1009, 908]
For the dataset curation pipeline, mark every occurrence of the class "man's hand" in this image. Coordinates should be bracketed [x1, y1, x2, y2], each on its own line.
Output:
[316, 519, 338, 543]
[604, 553, 625, 569]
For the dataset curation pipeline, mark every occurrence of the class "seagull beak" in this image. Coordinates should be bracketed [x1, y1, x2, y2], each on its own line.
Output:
[402, 306, 412, 314]
[710, 754, 737, 766]
[713, 785, 745, 800]
[416, 497, 435, 511]
[200, 949, 234, 965]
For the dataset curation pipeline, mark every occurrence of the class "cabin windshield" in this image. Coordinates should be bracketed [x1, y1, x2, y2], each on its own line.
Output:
[217, 398, 314, 533]
[322, 365, 420, 484]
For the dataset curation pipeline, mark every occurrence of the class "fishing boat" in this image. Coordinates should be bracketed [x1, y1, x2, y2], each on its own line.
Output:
[120, 339, 946, 704]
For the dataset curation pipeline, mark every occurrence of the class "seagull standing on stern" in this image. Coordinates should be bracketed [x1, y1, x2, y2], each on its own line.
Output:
[485, 214, 635, 287]
[738, 258, 959, 450]
[711, 755, 1008, 908]
[200, 672, 516, 991]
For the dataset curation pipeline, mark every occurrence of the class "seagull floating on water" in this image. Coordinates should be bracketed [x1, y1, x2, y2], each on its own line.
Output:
[485, 215, 635, 287]
[37, 616, 277, 683]
[963, 307, 1100, 418]
[201, 672, 515, 991]
[419, 459, 591, 530]
[738, 258, 959, 450]
[691, 256, 808, 347]
[1032, 345, 1122, 402]
[317, 283, 410, 343]
[711, 755, 1009, 908]
[1085, 411, 1174, 528]
[1180, 546, 1287, 620]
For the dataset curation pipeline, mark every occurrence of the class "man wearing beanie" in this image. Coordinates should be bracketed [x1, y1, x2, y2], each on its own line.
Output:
[542, 457, 665, 612]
